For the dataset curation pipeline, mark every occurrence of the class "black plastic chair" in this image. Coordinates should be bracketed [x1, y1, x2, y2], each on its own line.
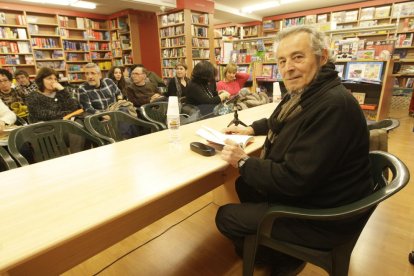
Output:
[84, 111, 160, 144]
[242, 151, 410, 276]
[140, 102, 168, 129]
[367, 118, 400, 132]
[0, 146, 17, 171]
[140, 102, 201, 129]
[7, 120, 105, 166]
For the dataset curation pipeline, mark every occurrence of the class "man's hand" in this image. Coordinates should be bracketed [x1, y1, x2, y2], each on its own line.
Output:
[223, 125, 255, 136]
[150, 93, 162, 102]
[221, 139, 248, 168]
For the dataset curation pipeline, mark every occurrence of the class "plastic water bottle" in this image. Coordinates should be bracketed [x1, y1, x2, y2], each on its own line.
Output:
[273, 82, 282, 103]
[167, 96, 181, 144]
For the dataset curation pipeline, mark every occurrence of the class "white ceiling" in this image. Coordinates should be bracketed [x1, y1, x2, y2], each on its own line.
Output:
[1, 0, 369, 24]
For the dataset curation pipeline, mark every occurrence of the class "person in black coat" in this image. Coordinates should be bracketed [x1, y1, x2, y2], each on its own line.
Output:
[216, 26, 373, 275]
[186, 61, 230, 116]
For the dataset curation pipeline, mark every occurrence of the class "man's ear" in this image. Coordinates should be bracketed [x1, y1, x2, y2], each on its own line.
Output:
[320, 48, 329, 65]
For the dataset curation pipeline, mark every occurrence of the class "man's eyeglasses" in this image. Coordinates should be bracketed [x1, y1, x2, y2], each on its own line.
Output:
[0, 79, 10, 84]
[131, 72, 146, 76]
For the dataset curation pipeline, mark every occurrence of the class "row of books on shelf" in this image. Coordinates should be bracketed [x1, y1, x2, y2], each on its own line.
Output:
[161, 58, 183, 68]
[0, 54, 34, 65]
[0, 27, 27, 39]
[31, 37, 59, 48]
[394, 64, 414, 75]
[0, 13, 26, 25]
[192, 49, 209, 59]
[191, 14, 209, 25]
[161, 37, 185, 48]
[243, 26, 258, 36]
[58, 16, 107, 30]
[395, 33, 413, 47]
[66, 53, 89, 61]
[161, 48, 186, 58]
[63, 41, 88, 51]
[360, 6, 391, 20]
[68, 64, 83, 71]
[192, 37, 209, 48]
[36, 61, 65, 70]
[162, 68, 176, 78]
[96, 61, 112, 70]
[68, 73, 84, 81]
[160, 26, 184, 37]
[89, 42, 109, 51]
[191, 26, 208, 37]
[34, 50, 63, 59]
[160, 12, 184, 27]
[215, 26, 240, 37]
[335, 61, 384, 83]
[392, 2, 414, 18]
[0, 41, 31, 53]
[333, 39, 394, 61]
[91, 52, 111, 59]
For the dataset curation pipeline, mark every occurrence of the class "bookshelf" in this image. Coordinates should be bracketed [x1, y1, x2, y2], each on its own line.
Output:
[158, 9, 214, 80]
[26, 13, 64, 79]
[0, 9, 36, 77]
[113, 14, 141, 69]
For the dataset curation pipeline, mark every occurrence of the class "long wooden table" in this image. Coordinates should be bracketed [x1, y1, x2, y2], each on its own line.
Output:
[0, 103, 277, 275]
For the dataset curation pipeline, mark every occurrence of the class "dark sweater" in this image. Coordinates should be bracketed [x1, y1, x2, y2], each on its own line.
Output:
[186, 81, 221, 116]
[240, 63, 372, 209]
[26, 89, 80, 122]
[126, 82, 159, 107]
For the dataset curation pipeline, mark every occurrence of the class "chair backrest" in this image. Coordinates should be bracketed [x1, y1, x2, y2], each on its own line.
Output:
[84, 111, 160, 144]
[140, 102, 168, 129]
[368, 118, 400, 132]
[0, 146, 17, 171]
[180, 104, 201, 125]
[247, 151, 410, 276]
[7, 120, 105, 166]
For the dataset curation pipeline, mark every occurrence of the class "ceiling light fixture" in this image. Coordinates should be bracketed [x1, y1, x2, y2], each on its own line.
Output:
[21, 0, 96, 9]
[241, 0, 303, 14]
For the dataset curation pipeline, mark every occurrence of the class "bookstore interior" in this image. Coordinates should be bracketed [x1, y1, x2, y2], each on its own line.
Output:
[1, 0, 414, 119]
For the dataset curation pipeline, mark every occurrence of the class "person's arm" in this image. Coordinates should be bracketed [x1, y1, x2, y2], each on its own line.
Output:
[0, 99, 16, 125]
[235, 72, 250, 88]
[26, 93, 60, 121]
[77, 86, 97, 114]
[59, 88, 81, 114]
[166, 78, 177, 97]
[240, 103, 362, 198]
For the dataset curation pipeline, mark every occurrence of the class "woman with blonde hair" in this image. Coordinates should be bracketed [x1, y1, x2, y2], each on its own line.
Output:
[217, 63, 250, 96]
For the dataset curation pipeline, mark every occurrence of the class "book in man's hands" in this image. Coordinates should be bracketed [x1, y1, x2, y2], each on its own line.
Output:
[196, 126, 254, 148]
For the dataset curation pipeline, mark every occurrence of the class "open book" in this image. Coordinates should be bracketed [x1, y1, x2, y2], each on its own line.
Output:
[196, 126, 254, 148]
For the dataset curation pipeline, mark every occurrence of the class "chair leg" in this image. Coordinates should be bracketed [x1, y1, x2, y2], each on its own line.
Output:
[330, 247, 351, 276]
[409, 251, 414, 264]
[243, 235, 259, 276]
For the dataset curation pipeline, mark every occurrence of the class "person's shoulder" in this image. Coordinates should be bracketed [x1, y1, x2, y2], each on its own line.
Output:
[102, 78, 116, 85]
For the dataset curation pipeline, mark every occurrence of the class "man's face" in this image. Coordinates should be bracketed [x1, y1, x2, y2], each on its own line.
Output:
[84, 67, 102, 87]
[131, 67, 146, 85]
[277, 32, 327, 93]
[15, 74, 30, 86]
[0, 74, 12, 94]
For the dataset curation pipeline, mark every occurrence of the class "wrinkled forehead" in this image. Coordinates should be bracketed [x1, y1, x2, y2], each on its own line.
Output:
[276, 32, 312, 57]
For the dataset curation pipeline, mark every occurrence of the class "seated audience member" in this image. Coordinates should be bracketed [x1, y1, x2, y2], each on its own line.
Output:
[186, 61, 230, 116]
[134, 64, 166, 89]
[217, 63, 250, 96]
[0, 69, 24, 108]
[126, 65, 165, 108]
[166, 62, 189, 101]
[26, 67, 80, 123]
[216, 26, 373, 275]
[14, 69, 38, 101]
[78, 63, 122, 114]
[0, 98, 16, 130]
[108, 66, 130, 99]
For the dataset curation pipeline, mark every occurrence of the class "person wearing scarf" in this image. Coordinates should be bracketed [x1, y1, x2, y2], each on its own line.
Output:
[216, 26, 372, 275]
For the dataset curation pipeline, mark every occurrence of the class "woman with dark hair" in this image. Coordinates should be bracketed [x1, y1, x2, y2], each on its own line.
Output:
[26, 67, 80, 123]
[108, 66, 130, 99]
[166, 62, 190, 101]
[186, 61, 230, 116]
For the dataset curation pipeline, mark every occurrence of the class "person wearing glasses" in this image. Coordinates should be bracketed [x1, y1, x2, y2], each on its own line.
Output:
[125, 65, 165, 108]
[0, 69, 24, 109]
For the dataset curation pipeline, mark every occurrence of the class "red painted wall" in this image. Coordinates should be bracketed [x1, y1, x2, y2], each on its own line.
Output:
[136, 12, 162, 77]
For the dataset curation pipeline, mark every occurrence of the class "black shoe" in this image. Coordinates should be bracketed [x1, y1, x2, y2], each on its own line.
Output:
[271, 258, 306, 276]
